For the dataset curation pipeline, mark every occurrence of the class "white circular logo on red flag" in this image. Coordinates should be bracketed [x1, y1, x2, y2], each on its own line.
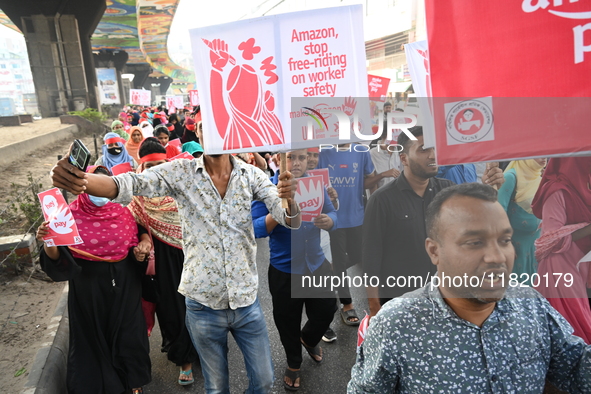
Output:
[445, 97, 494, 145]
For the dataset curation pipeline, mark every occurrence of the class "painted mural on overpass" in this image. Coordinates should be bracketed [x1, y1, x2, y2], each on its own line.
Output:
[0, 0, 195, 83]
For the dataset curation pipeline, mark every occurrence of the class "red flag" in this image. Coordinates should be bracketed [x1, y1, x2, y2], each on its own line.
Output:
[425, 1, 591, 165]
[357, 313, 370, 348]
[111, 162, 133, 175]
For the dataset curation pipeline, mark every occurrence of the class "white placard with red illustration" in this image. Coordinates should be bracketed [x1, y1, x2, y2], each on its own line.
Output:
[296, 175, 324, 222]
[170, 152, 194, 161]
[425, 1, 591, 165]
[404, 40, 436, 149]
[307, 168, 331, 188]
[190, 5, 369, 154]
[37, 188, 83, 247]
[166, 96, 184, 114]
[189, 90, 200, 106]
[130, 89, 151, 106]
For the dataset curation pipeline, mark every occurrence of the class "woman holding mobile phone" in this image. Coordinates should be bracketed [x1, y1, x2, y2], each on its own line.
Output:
[37, 165, 152, 394]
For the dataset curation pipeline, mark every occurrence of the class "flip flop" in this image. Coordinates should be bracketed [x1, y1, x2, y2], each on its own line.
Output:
[340, 308, 360, 326]
[178, 368, 194, 386]
[283, 368, 301, 391]
[300, 338, 323, 363]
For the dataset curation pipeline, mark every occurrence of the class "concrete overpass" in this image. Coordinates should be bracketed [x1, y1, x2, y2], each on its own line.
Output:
[0, 0, 195, 117]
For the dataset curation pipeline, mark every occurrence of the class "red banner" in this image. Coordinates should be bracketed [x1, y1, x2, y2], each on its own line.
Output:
[111, 162, 133, 175]
[367, 74, 390, 102]
[38, 188, 83, 247]
[425, 1, 591, 165]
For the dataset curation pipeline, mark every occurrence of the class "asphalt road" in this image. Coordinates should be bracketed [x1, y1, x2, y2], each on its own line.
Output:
[143, 238, 368, 394]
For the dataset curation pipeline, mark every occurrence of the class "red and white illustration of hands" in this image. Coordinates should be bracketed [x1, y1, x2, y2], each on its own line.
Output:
[203, 38, 284, 150]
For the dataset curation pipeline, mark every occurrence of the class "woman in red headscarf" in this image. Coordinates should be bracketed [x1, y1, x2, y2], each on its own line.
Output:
[127, 138, 198, 385]
[531, 156, 591, 343]
[36, 166, 152, 394]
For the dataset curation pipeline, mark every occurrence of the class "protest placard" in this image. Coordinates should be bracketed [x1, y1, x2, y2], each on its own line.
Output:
[404, 40, 436, 149]
[130, 89, 151, 106]
[189, 90, 200, 106]
[38, 188, 83, 247]
[170, 152, 194, 161]
[190, 5, 369, 154]
[307, 168, 331, 188]
[166, 96, 184, 114]
[367, 74, 390, 102]
[296, 175, 324, 222]
[425, 1, 591, 165]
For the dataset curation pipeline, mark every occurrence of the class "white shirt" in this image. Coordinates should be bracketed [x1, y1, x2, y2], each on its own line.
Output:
[369, 146, 402, 192]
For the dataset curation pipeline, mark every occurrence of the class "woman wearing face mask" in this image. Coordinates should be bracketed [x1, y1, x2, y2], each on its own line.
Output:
[95, 132, 136, 172]
[36, 165, 152, 394]
[111, 120, 130, 141]
[127, 138, 198, 386]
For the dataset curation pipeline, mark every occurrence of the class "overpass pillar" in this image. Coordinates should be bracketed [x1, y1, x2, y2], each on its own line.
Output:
[21, 14, 93, 117]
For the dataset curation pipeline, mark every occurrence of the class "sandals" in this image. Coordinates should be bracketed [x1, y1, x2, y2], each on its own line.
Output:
[283, 368, 301, 391]
[178, 368, 194, 386]
[300, 338, 322, 363]
[340, 307, 360, 326]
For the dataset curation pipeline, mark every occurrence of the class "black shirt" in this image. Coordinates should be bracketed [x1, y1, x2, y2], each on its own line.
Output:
[362, 172, 455, 298]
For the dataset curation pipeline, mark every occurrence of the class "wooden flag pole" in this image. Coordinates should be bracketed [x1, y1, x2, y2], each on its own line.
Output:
[280, 153, 289, 208]
[486, 162, 498, 190]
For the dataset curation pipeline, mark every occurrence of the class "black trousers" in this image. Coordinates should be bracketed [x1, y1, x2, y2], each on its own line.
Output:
[329, 226, 363, 305]
[268, 262, 337, 369]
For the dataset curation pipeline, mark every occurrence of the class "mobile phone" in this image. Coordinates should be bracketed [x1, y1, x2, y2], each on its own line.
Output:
[69, 139, 91, 171]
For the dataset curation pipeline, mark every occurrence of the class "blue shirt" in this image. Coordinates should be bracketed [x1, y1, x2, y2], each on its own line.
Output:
[437, 164, 477, 184]
[348, 285, 591, 393]
[252, 173, 337, 274]
[317, 147, 375, 228]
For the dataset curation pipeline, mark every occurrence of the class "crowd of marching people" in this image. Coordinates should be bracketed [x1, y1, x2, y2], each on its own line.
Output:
[37, 101, 591, 393]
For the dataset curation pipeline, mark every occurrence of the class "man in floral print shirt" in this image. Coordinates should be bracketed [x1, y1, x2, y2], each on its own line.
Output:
[349, 183, 591, 393]
[51, 130, 301, 393]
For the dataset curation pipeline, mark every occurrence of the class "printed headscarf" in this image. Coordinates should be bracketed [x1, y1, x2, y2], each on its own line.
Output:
[68, 167, 138, 262]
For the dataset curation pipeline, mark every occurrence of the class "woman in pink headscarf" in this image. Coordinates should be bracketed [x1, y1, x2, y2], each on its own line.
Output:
[37, 166, 152, 393]
[119, 111, 131, 133]
[531, 156, 591, 343]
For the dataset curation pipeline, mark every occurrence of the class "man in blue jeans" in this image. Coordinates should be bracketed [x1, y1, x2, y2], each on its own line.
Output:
[50, 125, 301, 393]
